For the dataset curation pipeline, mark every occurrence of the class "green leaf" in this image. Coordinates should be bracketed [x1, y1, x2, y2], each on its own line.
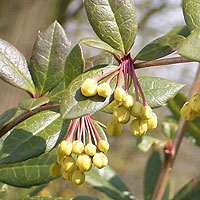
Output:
[178, 28, 200, 62]
[84, 0, 138, 53]
[23, 198, 71, 200]
[0, 108, 18, 129]
[49, 80, 65, 103]
[173, 176, 200, 200]
[81, 38, 122, 58]
[0, 39, 36, 95]
[135, 35, 185, 61]
[144, 152, 170, 200]
[86, 165, 136, 200]
[162, 119, 178, 139]
[130, 77, 184, 108]
[85, 52, 118, 69]
[0, 110, 70, 164]
[60, 65, 117, 119]
[19, 97, 50, 111]
[30, 21, 71, 95]
[0, 150, 57, 188]
[137, 136, 166, 153]
[74, 196, 99, 200]
[167, 26, 190, 37]
[64, 44, 85, 88]
[0, 183, 7, 199]
[182, 0, 200, 31]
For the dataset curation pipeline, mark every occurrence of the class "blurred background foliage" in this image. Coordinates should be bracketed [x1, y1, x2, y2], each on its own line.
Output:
[0, 0, 199, 199]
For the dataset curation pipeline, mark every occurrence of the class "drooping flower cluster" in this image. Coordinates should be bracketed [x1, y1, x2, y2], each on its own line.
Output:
[50, 115, 109, 185]
[81, 54, 157, 136]
[180, 93, 200, 121]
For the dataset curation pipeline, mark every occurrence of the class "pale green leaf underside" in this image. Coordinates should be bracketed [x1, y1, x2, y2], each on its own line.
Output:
[86, 165, 136, 200]
[182, 0, 200, 31]
[0, 110, 70, 164]
[84, 0, 138, 53]
[0, 151, 57, 188]
[0, 39, 36, 95]
[178, 28, 200, 62]
[19, 97, 50, 111]
[135, 35, 185, 61]
[30, 21, 71, 95]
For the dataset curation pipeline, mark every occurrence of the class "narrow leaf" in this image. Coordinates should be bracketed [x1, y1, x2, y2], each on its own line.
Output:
[182, 0, 200, 31]
[86, 165, 136, 200]
[19, 97, 50, 111]
[23, 198, 71, 200]
[81, 38, 122, 58]
[0, 150, 57, 188]
[135, 35, 185, 61]
[84, 0, 138, 53]
[0, 110, 70, 164]
[0, 39, 36, 95]
[178, 28, 200, 62]
[60, 65, 117, 119]
[49, 80, 65, 103]
[30, 21, 71, 95]
[64, 44, 85, 87]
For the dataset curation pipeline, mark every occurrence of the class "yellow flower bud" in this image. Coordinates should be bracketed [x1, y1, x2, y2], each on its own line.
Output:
[122, 94, 134, 108]
[114, 87, 126, 102]
[76, 154, 92, 172]
[113, 105, 130, 124]
[56, 155, 65, 165]
[81, 79, 97, 97]
[189, 94, 200, 113]
[97, 140, 109, 152]
[106, 120, 122, 136]
[49, 163, 61, 177]
[130, 101, 143, 118]
[84, 143, 96, 156]
[142, 104, 152, 120]
[72, 140, 84, 155]
[57, 140, 72, 156]
[62, 156, 76, 173]
[146, 112, 157, 129]
[130, 119, 148, 136]
[61, 170, 73, 181]
[72, 169, 85, 185]
[97, 82, 112, 97]
[180, 102, 198, 121]
[93, 152, 108, 169]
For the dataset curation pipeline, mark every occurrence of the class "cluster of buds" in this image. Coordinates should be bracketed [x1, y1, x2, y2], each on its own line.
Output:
[180, 93, 200, 121]
[50, 115, 109, 185]
[81, 54, 157, 136]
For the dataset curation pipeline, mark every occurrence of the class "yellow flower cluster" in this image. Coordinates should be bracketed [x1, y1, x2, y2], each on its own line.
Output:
[81, 78, 112, 98]
[50, 139, 109, 185]
[106, 88, 157, 136]
[180, 94, 200, 121]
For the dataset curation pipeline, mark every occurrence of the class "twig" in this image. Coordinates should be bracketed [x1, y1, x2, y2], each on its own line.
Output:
[152, 65, 200, 200]
[0, 103, 59, 138]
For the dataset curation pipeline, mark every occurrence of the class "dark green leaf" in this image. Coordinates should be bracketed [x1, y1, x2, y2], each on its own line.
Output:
[137, 136, 166, 153]
[182, 0, 200, 31]
[130, 77, 184, 108]
[74, 196, 99, 200]
[0, 39, 36, 95]
[60, 65, 117, 119]
[85, 52, 118, 69]
[19, 97, 50, 111]
[178, 28, 200, 62]
[64, 44, 85, 87]
[0, 183, 7, 199]
[0, 150, 57, 188]
[144, 152, 170, 200]
[81, 38, 122, 58]
[30, 21, 70, 95]
[86, 165, 136, 200]
[167, 26, 190, 37]
[49, 80, 65, 103]
[0, 108, 18, 129]
[84, 0, 138, 53]
[0, 110, 70, 164]
[173, 176, 200, 200]
[135, 35, 185, 61]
